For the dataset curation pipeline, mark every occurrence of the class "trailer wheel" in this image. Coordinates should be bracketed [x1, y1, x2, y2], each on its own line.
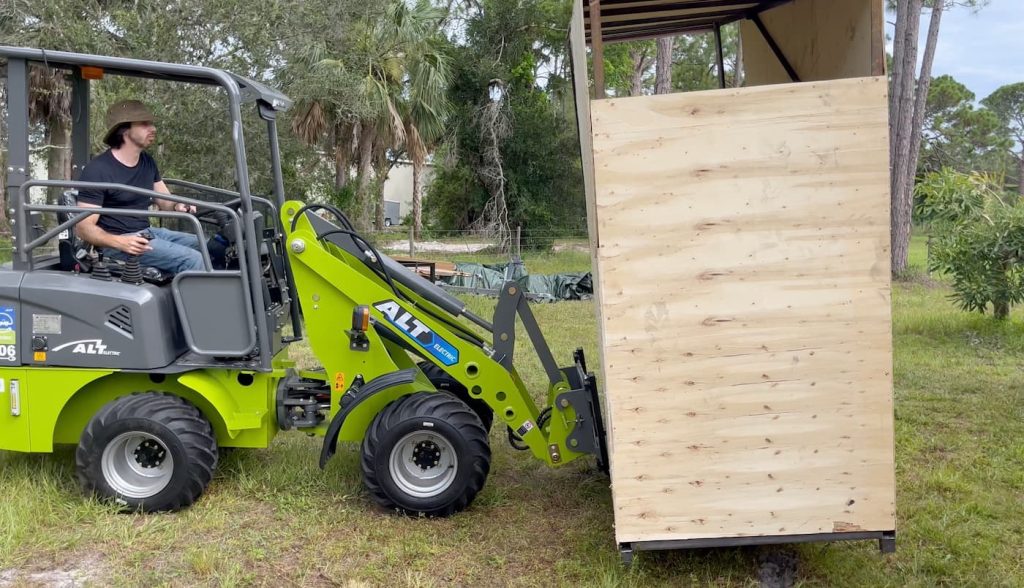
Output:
[417, 361, 493, 432]
[361, 392, 490, 517]
[76, 392, 218, 513]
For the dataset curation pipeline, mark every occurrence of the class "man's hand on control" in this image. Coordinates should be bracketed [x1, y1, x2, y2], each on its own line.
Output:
[174, 202, 197, 214]
[116, 234, 153, 256]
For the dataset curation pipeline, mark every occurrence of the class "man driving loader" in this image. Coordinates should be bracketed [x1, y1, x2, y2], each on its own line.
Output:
[75, 99, 208, 274]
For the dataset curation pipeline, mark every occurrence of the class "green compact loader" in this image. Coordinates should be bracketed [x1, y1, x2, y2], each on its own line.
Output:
[0, 47, 607, 514]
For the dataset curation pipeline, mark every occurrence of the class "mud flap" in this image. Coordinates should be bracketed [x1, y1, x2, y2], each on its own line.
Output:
[318, 368, 418, 468]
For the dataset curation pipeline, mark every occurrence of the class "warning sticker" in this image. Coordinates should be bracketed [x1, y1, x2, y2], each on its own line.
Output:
[516, 420, 535, 437]
[0, 307, 16, 362]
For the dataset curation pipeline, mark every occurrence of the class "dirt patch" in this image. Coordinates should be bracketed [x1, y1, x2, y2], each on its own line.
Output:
[758, 549, 798, 588]
[0, 554, 107, 587]
[552, 242, 589, 254]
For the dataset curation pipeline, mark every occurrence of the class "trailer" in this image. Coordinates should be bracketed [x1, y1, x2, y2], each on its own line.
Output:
[569, 0, 896, 562]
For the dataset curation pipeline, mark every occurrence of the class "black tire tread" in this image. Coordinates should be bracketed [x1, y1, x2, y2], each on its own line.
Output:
[417, 362, 493, 432]
[361, 392, 490, 517]
[76, 391, 218, 512]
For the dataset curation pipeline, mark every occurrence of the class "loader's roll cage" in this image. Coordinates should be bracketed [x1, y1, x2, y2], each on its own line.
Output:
[1, 46, 299, 370]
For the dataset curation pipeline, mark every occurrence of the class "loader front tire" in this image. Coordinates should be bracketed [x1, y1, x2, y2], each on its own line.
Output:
[76, 392, 218, 513]
[417, 361, 493, 432]
[361, 392, 490, 517]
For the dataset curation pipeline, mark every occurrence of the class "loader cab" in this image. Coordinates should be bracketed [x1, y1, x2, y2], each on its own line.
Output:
[0, 46, 302, 372]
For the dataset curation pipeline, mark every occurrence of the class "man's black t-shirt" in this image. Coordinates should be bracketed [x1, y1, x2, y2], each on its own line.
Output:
[77, 150, 162, 235]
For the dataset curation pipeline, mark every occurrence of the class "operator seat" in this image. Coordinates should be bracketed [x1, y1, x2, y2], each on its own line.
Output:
[57, 190, 91, 272]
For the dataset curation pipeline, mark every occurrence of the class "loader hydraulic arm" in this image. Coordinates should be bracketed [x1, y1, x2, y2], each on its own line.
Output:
[279, 201, 607, 471]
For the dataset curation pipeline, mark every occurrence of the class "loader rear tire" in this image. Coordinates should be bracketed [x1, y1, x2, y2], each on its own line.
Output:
[361, 392, 490, 517]
[76, 392, 218, 513]
[417, 361, 493, 432]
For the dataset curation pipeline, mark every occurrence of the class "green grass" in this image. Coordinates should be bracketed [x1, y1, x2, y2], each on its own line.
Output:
[2, 234, 1024, 585]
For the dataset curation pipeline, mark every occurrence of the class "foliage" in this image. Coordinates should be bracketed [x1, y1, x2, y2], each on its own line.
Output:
[423, 0, 584, 251]
[982, 82, 1024, 193]
[919, 75, 1012, 176]
[916, 168, 1024, 318]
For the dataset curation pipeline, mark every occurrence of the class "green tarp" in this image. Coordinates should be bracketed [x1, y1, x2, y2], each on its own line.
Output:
[440, 262, 593, 302]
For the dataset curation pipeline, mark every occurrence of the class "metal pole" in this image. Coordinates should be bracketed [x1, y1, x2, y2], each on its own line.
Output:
[714, 23, 727, 90]
[6, 58, 30, 270]
[266, 117, 303, 341]
[70, 69, 90, 178]
[750, 13, 800, 83]
[224, 85, 272, 370]
[265, 117, 286, 208]
[516, 225, 522, 259]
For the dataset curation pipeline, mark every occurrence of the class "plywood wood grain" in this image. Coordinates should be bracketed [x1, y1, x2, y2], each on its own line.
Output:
[741, 0, 877, 85]
[590, 77, 895, 543]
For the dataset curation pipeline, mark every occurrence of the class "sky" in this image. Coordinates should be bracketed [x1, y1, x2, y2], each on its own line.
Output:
[887, 0, 1024, 101]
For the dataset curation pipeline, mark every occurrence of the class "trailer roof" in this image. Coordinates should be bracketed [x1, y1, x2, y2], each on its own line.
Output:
[0, 46, 292, 111]
[583, 0, 794, 43]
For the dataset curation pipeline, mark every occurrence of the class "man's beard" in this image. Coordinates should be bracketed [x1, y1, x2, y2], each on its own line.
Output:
[129, 134, 152, 149]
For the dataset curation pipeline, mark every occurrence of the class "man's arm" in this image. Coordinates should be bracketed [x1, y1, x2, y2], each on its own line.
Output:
[154, 181, 196, 213]
[75, 203, 152, 255]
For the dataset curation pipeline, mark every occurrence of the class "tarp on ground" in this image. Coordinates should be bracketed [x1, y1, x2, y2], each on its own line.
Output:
[440, 262, 593, 302]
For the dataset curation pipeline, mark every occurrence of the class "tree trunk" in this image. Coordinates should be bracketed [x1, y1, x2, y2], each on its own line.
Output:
[890, 0, 923, 276]
[333, 124, 350, 191]
[889, 0, 910, 164]
[655, 37, 673, 94]
[47, 113, 70, 206]
[355, 123, 375, 231]
[1018, 155, 1024, 197]
[629, 48, 648, 96]
[894, 2, 944, 275]
[734, 33, 744, 88]
[412, 159, 423, 240]
[994, 299, 1009, 319]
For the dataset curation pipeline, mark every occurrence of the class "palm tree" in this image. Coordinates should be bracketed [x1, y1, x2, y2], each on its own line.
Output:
[287, 0, 450, 232]
[402, 38, 451, 239]
[29, 66, 72, 206]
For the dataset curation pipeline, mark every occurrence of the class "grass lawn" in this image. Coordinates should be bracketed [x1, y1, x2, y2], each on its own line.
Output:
[2, 234, 1023, 586]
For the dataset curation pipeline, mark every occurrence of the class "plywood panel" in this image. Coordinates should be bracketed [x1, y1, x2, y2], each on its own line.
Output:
[590, 77, 895, 543]
[740, 0, 877, 85]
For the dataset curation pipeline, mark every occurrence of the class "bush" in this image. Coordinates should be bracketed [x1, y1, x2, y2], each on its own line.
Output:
[917, 169, 1024, 319]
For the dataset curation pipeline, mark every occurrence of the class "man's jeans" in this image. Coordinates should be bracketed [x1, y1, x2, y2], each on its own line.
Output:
[105, 227, 204, 274]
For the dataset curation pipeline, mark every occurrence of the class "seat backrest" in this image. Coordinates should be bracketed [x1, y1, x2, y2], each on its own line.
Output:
[57, 190, 89, 272]
[57, 190, 79, 225]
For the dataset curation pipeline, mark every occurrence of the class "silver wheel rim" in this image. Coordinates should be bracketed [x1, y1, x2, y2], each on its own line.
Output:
[101, 432, 174, 499]
[388, 430, 458, 499]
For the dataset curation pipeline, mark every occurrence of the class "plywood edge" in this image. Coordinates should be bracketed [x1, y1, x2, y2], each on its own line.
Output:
[570, 0, 616, 464]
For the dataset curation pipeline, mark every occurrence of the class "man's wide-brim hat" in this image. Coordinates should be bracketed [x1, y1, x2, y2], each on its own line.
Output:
[103, 100, 155, 144]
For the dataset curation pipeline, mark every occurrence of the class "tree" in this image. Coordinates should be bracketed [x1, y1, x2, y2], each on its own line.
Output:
[889, 0, 990, 275]
[424, 0, 585, 251]
[918, 76, 1010, 176]
[916, 168, 1024, 319]
[982, 83, 1024, 196]
[655, 37, 673, 94]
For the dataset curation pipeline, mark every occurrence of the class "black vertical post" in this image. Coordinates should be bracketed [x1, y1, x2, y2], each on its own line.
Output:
[6, 58, 30, 269]
[266, 115, 303, 340]
[70, 69, 91, 179]
[265, 117, 286, 208]
[714, 23, 727, 89]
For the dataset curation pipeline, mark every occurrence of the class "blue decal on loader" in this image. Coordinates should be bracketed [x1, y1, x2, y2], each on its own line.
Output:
[0, 306, 16, 363]
[373, 300, 459, 366]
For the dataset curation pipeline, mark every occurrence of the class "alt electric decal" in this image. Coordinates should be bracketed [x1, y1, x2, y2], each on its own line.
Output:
[51, 338, 121, 356]
[373, 300, 459, 366]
